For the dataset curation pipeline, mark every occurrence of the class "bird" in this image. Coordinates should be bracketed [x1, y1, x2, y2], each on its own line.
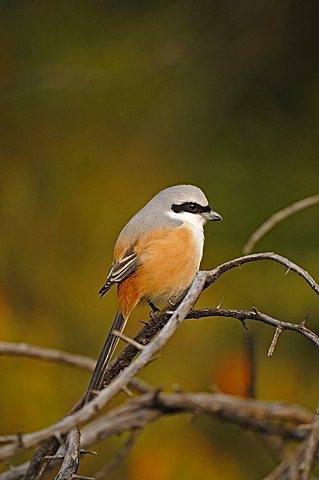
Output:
[84, 185, 222, 403]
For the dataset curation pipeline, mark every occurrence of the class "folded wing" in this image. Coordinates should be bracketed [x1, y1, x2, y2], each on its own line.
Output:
[99, 247, 139, 297]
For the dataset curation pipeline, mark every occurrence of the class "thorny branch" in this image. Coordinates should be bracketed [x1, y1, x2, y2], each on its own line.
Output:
[0, 391, 314, 480]
[186, 308, 319, 350]
[263, 405, 319, 480]
[55, 427, 80, 480]
[0, 252, 318, 479]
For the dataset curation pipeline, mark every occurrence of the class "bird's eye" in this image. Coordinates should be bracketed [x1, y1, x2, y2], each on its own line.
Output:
[187, 203, 197, 213]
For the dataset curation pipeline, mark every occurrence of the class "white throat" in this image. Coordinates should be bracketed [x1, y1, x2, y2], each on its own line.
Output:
[167, 210, 205, 253]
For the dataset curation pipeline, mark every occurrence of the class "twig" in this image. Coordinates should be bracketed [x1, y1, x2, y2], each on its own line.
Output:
[72, 476, 95, 480]
[55, 427, 81, 480]
[112, 330, 145, 350]
[299, 405, 319, 480]
[94, 430, 139, 479]
[243, 193, 319, 254]
[0, 342, 95, 372]
[204, 252, 319, 297]
[267, 327, 283, 357]
[0, 436, 19, 446]
[186, 308, 319, 350]
[263, 405, 319, 479]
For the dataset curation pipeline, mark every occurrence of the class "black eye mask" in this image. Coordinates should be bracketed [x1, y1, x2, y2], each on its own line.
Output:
[171, 202, 211, 214]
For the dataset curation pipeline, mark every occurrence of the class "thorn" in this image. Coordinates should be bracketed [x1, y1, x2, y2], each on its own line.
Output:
[72, 475, 96, 480]
[300, 311, 311, 326]
[16, 431, 24, 449]
[285, 266, 291, 276]
[80, 449, 98, 456]
[216, 297, 224, 310]
[252, 307, 258, 315]
[148, 354, 161, 364]
[121, 385, 133, 397]
[241, 320, 248, 331]
[44, 454, 64, 461]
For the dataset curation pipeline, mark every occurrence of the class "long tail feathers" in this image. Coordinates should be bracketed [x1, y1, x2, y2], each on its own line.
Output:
[98, 281, 112, 298]
[84, 310, 127, 403]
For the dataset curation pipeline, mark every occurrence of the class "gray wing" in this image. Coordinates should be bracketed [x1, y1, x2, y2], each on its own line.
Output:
[98, 247, 139, 297]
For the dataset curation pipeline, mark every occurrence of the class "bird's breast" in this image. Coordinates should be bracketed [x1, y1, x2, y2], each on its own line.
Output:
[135, 224, 204, 303]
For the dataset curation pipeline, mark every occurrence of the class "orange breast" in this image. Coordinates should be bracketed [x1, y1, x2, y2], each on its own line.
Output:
[134, 225, 203, 303]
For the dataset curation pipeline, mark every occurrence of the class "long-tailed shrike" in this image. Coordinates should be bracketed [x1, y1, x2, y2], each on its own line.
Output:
[84, 185, 222, 402]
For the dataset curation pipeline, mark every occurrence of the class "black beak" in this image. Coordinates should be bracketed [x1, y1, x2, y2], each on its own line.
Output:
[202, 209, 223, 222]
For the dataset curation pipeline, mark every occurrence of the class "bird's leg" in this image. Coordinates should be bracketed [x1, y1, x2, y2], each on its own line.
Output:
[164, 298, 177, 316]
[148, 300, 160, 319]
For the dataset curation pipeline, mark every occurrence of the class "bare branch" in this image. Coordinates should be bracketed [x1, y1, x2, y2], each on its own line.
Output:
[80, 391, 311, 448]
[3, 252, 318, 477]
[55, 427, 81, 480]
[0, 391, 312, 480]
[243, 193, 319, 254]
[186, 308, 319, 349]
[263, 405, 319, 480]
[0, 342, 95, 372]
[299, 405, 319, 480]
[204, 252, 319, 297]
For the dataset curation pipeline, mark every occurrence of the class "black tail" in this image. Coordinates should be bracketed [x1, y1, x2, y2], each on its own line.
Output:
[84, 310, 126, 404]
[99, 281, 112, 298]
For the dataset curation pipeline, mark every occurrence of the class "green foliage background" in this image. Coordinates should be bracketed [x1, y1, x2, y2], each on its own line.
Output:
[0, 2, 318, 478]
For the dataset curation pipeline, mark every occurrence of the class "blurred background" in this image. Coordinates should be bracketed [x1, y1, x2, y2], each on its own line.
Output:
[0, 1, 318, 478]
